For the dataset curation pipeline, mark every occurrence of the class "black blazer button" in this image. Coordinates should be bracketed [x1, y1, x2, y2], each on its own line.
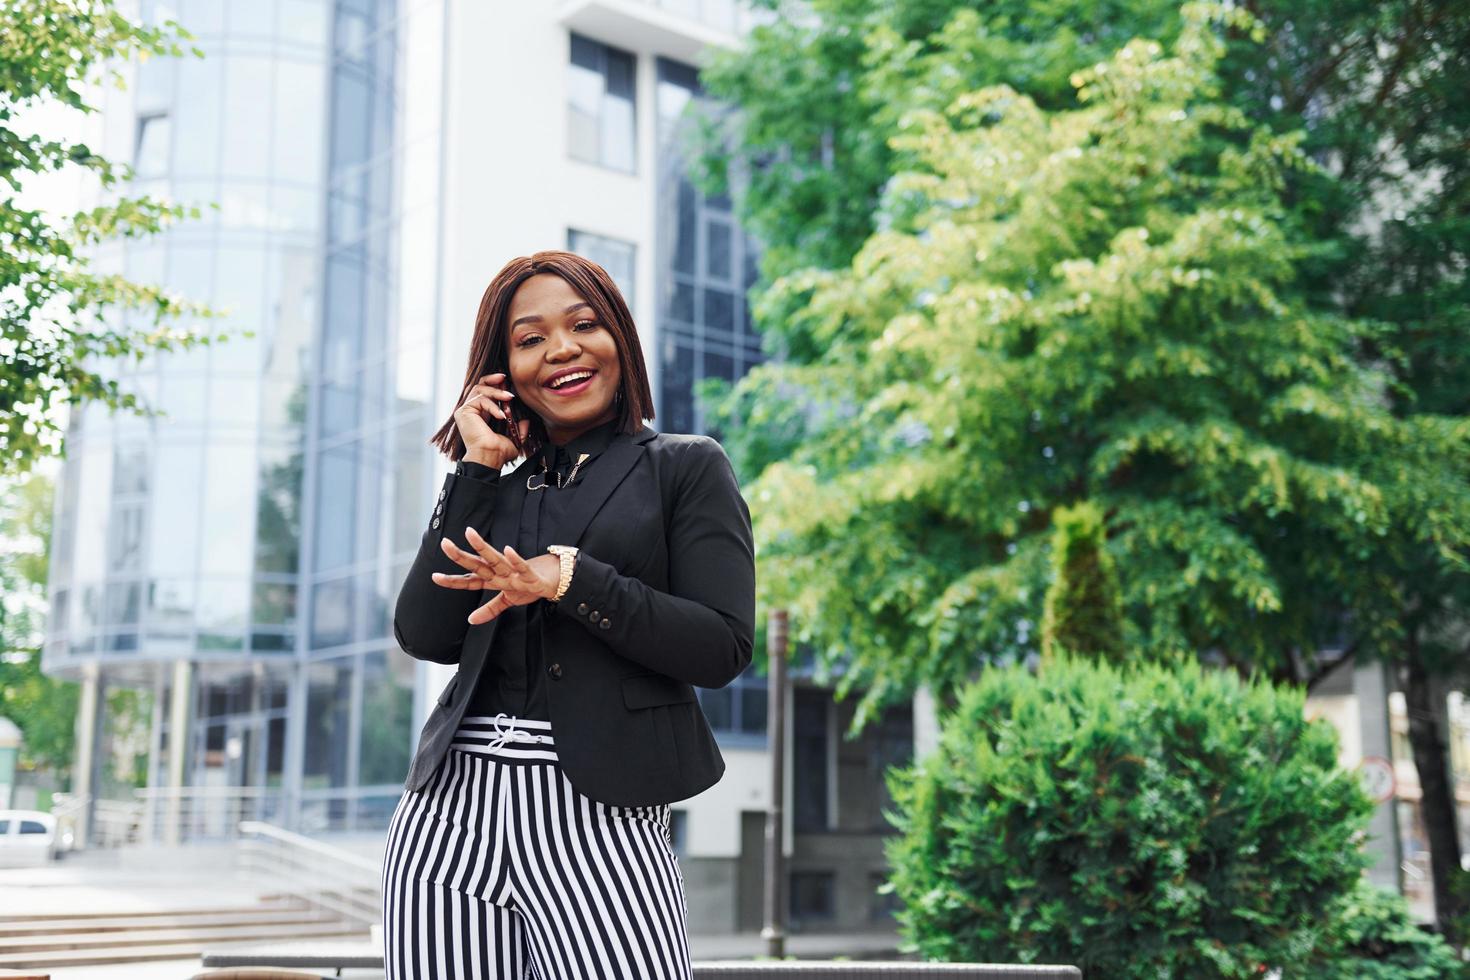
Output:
[599, 618, 611, 630]
[431, 518, 440, 529]
[576, 602, 589, 615]
[547, 662, 562, 679]
[589, 609, 600, 621]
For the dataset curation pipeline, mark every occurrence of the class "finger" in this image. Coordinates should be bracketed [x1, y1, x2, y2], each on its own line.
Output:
[430, 570, 486, 590]
[457, 392, 508, 420]
[468, 381, 515, 402]
[468, 591, 511, 625]
[439, 536, 494, 576]
[464, 525, 513, 578]
[503, 545, 541, 584]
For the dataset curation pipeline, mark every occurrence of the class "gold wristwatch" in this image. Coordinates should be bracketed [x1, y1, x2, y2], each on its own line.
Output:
[546, 545, 579, 602]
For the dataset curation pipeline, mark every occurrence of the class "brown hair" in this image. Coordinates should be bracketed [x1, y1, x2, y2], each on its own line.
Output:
[430, 249, 656, 465]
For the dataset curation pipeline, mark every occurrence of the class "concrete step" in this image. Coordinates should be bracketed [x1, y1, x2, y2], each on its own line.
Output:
[0, 920, 363, 955]
[0, 897, 309, 923]
[0, 924, 370, 970]
[0, 909, 340, 938]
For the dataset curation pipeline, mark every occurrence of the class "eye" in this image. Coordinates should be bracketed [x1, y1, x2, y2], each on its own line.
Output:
[573, 318, 599, 331]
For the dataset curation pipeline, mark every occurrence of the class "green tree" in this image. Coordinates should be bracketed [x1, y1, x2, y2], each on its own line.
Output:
[1, 0, 226, 477]
[742, 6, 1470, 744]
[885, 654, 1374, 977]
[700, 0, 1470, 930]
[0, 470, 78, 780]
[1040, 501, 1126, 666]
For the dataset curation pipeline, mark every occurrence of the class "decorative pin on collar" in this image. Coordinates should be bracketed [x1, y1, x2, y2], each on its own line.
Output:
[527, 452, 590, 491]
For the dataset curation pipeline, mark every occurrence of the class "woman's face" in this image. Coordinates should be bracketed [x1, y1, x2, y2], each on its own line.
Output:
[505, 272, 623, 446]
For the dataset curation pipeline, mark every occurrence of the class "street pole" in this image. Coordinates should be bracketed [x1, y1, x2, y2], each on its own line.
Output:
[761, 608, 788, 958]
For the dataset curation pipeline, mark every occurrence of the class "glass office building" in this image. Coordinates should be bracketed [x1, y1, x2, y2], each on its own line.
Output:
[44, 0, 450, 837]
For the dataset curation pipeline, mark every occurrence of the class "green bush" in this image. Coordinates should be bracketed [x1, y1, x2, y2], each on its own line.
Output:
[1040, 501, 1127, 667]
[885, 655, 1374, 978]
[1311, 881, 1465, 979]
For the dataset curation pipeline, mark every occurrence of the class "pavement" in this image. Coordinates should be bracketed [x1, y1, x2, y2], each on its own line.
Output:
[0, 849, 906, 979]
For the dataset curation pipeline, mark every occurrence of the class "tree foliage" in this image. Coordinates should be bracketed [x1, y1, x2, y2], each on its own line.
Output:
[1, 0, 226, 476]
[739, 5, 1470, 728]
[1309, 881, 1467, 979]
[0, 470, 77, 778]
[1041, 500, 1126, 666]
[885, 654, 1374, 977]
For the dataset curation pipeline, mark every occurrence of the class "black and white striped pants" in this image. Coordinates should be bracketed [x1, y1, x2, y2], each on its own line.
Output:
[381, 715, 693, 979]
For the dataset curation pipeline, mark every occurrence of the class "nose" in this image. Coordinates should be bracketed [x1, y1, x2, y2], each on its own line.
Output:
[545, 330, 582, 361]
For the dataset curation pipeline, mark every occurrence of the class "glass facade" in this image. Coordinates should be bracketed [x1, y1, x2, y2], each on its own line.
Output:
[654, 56, 764, 437]
[43, 0, 447, 838]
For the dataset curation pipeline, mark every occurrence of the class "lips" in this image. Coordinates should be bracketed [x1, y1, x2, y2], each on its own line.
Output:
[543, 367, 598, 396]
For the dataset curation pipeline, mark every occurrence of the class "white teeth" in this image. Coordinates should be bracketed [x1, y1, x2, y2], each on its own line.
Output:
[549, 370, 593, 389]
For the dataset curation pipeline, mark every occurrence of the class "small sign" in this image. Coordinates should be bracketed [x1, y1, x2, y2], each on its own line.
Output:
[1359, 756, 1395, 804]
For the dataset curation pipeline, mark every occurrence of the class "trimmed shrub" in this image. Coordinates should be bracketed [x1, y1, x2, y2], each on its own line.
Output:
[1040, 500, 1126, 667]
[885, 655, 1374, 977]
[1311, 881, 1466, 978]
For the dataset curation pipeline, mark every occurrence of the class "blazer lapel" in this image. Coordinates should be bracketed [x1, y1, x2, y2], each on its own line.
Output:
[556, 424, 653, 548]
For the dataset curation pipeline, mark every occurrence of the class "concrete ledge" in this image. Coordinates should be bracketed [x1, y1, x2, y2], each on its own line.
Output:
[692, 965, 1080, 979]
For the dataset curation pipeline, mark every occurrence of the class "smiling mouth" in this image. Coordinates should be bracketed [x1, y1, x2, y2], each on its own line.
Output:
[544, 369, 597, 396]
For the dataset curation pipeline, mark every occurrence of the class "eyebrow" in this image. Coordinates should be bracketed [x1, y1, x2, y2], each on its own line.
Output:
[510, 302, 592, 330]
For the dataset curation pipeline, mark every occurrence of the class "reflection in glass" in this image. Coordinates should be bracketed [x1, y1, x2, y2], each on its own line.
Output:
[200, 444, 257, 577]
[304, 658, 353, 788]
[251, 581, 297, 627]
[148, 444, 202, 573]
[272, 59, 326, 181]
[358, 649, 411, 785]
[134, 113, 172, 176]
[255, 440, 303, 574]
[107, 503, 145, 573]
[655, 56, 764, 435]
[105, 581, 142, 626]
[197, 577, 249, 633]
[313, 443, 358, 573]
[311, 576, 352, 649]
[172, 56, 222, 175]
[221, 56, 275, 178]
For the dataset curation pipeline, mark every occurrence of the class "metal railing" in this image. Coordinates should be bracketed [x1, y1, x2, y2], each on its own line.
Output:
[136, 785, 286, 844]
[236, 820, 382, 930]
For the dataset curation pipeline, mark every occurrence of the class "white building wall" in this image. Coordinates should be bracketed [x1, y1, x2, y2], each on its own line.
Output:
[435, 0, 769, 864]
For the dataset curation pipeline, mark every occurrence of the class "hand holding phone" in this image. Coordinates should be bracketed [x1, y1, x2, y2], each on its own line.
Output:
[453, 372, 528, 468]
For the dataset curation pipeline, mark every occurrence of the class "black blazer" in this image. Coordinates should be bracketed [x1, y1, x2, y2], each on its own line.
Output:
[393, 423, 756, 806]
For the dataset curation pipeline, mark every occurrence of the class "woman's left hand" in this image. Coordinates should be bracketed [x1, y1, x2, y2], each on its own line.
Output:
[433, 527, 562, 625]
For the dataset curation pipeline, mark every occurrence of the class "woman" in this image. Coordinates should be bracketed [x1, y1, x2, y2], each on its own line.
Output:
[380, 250, 755, 979]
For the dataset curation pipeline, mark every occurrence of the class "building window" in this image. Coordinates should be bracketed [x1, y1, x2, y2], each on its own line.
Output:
[789, 871, 836, 926]
[568, 228, 636, 309]
[793, 690, 830, 832]
[134, 112, 171, 176]
[567, 33, 636, 173]
[654, 56, 763, 437]
[697, 661, 767, 739]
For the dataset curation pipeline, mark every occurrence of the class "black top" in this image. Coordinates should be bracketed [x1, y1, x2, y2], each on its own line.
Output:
[455, 417, 621, 720]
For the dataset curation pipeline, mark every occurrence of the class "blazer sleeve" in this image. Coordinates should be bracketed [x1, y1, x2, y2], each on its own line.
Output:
[550, 436, 755, 688]
[392, 467, 502, 665]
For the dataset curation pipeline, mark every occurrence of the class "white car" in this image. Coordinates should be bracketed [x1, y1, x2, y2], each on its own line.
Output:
[0, 809, 60, 867]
